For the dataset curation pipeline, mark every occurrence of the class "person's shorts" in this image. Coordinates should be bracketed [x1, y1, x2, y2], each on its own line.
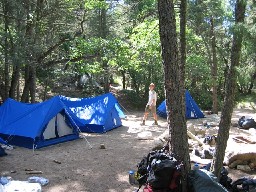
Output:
[145, 105, 156, 114]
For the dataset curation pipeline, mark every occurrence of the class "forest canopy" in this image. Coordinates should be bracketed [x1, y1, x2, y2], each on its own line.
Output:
[0, 0, 255, 109]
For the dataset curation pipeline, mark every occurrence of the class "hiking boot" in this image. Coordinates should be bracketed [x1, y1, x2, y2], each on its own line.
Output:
[152, 121, 158, 125]
[140, 120, 145, 126]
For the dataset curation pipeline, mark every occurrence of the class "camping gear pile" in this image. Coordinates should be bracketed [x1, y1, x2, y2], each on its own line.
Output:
[0, 176, 49, 192]
[134, 144, 183, 192]
[189, 165, 256, 192]
[132, 146, 256, 192]
[189, 168, 229, 192]
[238, 116, 256, 130]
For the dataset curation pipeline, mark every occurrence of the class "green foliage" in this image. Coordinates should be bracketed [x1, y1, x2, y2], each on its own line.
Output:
[85, 0, 109, 10]
[127, 19, 164, 95]
[124, 0, 157, 22]
[236, 91, 256, 110]
[0, 0, 255, 110]
[119, 89, 146, 109]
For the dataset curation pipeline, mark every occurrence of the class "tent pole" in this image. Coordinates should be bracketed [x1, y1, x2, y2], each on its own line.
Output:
[118, 102, 130, 115]
[63, 107, 93, 149]
[80, 133, 93, 149]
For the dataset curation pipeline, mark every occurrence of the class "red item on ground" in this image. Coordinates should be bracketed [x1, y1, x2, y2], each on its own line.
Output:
[143, 184, 153, 192]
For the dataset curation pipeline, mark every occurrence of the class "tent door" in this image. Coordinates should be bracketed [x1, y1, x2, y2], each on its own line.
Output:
[56, 113, 73, 137]
[43, 116, 57, 140]
[43, 113, 73, 140]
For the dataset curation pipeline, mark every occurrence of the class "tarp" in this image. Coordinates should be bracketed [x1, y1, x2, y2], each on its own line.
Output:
[157, 90, 204, 119]
[60, 93, 125, 133]
[190, 169, 228, 192]
[0, 97, 79, 149]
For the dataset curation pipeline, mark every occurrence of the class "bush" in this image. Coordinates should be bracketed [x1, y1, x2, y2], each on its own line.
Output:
[118, 89, 146, 110]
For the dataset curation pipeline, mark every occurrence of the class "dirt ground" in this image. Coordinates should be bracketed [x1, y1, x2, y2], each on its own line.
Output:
[0, 108, 255, 192]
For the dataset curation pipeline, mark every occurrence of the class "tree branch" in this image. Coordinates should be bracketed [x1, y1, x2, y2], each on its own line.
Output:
[37, 37, 71, 63]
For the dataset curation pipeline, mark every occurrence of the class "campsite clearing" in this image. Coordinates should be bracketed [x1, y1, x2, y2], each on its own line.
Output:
[0, 108, 256, 192]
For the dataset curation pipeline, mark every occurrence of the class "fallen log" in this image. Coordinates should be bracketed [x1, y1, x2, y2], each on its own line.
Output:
[224, 143, 256, 169]
[187, 130, 205, 146]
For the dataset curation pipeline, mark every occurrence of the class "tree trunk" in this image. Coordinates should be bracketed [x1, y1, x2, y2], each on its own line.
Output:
[179, 0, 186, 89]
[158, 0, 190, 191]
[28, 0, 44, 103]
[3, 0, 10, 100]
[210, 16, 218, 114]
[247, 72, 255, 94]
[103, 61, 109, 93]
[99, 0, 109, 93]
[29, 66, 36, 103]
[17, 77, 20, 101]
[121, 70, 126, 89]
[9, 65, 20, 99]
[212, 0, 246, 179]
[8, 15, 21, 100]
[21, 66, 30, 102]
[43, 78, 49, 100]
[21, 0, 33, 102]
[179, 0, 187, 114]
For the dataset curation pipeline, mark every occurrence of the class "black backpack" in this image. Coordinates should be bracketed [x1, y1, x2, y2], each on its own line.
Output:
[238, 116, 256, 129]
[232, 178, 256, 192]
[136, 146, 182, 191]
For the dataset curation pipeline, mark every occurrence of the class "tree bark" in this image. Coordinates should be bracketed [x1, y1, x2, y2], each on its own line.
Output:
[179, 0, 187, 115]
[3, 0, 10, 100]
[158, 0, 190, 191]
[21, 66, 30, 102]
[247, 72, 255, 94]
[9, 65, 20, 99]
[179, 0, 187, 90]
[28, 0, 44, 103]
[212, 0, 246, 179]
[103, 60, 109, 93]
[210, 16, 218, 114]
[121, 70, 126, 89]
[21, 0, 33, 102]
[99, 0, 109, 93]
[9, 18, 21, 99]
[29, 65, 36, 103]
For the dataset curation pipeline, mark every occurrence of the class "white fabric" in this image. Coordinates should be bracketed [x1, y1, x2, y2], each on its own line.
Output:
[3, 181, 41, 192]
[57, 114, 73, 137]
[43, 117, 56, 140]
[147, 90, 157, 106]
[0, 184, 4, 192]
[43, 113, 74, 140]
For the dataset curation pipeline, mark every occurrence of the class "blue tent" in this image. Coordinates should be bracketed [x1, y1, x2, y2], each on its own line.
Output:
[0, 137, 7, 145]
[157, 90, 204, 119]
[60, 93, 125, 133]
[0, 97, 79, 149]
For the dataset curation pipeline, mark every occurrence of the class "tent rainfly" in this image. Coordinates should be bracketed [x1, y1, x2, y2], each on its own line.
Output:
[0, 97, 79, 149]
[60, 93, 125, 133]
[157, 90, 204, 119]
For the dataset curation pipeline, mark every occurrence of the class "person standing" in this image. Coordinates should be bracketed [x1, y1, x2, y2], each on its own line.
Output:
[141, 83, 158, 125]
